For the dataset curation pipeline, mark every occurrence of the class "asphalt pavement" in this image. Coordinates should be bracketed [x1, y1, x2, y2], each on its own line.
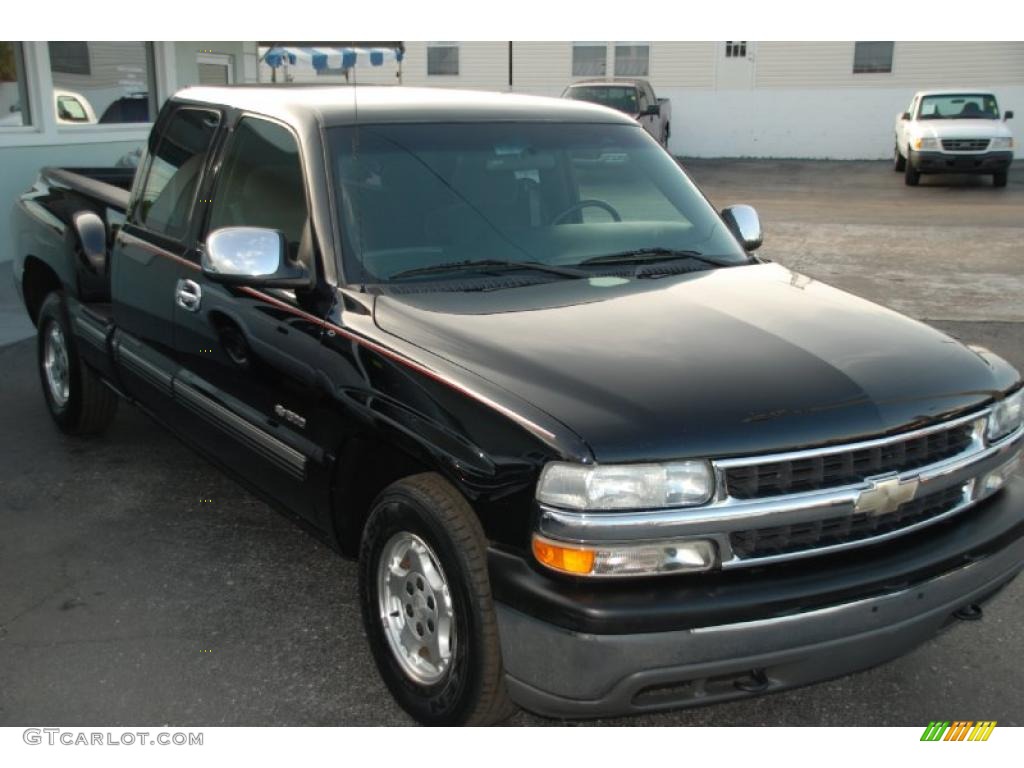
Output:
[1, 160, 1022, 726]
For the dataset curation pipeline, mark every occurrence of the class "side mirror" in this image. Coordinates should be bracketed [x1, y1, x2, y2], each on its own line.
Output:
[900, 112, 911, 121]
[1004, 110, 1014, 120]
[641, 103, 660, 117]
[72, 211, 107, 274]
[721, 205, 763, 252]
[202, 227, 311, 288]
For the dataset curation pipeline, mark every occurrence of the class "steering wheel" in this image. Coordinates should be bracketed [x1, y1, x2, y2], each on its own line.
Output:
[551, 199, 622, 225]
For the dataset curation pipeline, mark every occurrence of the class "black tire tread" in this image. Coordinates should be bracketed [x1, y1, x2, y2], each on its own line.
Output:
[362, 473, 516, 725]
[38, 292, 118, 436]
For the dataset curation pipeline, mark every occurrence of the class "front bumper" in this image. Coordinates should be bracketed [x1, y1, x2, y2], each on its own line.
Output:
[492, 478, 1024, 718]
[909, 149, 1013, 173]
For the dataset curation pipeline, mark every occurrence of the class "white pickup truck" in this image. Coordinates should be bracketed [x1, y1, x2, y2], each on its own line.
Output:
[894, 90, 1015, 187]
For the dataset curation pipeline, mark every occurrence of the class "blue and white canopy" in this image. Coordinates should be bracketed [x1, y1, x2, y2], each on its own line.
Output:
[264, 46, 404, 72]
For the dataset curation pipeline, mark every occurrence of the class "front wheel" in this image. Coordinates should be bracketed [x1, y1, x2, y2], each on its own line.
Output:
[36, 292, 118, 435]
[358, 473, 515, 725]
[893, 143, 906, 171]
[904, 154, 921, 186]
[993, 170, 1008, 187]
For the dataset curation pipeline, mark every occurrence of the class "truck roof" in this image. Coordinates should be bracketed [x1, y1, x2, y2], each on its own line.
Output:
[173, 85, 636, 127]
[565, 78, 652, 88]
[914, 88, 998, 98]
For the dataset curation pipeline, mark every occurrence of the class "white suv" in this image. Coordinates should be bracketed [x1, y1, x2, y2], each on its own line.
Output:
[894, 90, 1015, 187]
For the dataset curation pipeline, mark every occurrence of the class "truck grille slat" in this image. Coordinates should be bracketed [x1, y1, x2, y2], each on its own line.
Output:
[941, 138, 989, 151]
[729, 485, 966, 559]
[725, 422, 974, 500]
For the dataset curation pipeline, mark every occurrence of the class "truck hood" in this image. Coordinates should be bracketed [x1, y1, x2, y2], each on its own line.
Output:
[910, 119, 1013, 140]
[373, 263, 1017, 462]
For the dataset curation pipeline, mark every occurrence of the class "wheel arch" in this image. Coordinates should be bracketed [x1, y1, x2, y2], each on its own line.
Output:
[330, 433, 437, 557]
[22, 256, 65, 326]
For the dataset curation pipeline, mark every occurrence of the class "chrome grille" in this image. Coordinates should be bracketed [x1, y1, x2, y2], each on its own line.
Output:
[724, 422, 974, 500]
[729, 484, 967, 559]
[941, 138, 989, 152]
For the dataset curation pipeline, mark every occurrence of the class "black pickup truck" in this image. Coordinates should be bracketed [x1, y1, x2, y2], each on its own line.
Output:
[11, 85, 1024, 725]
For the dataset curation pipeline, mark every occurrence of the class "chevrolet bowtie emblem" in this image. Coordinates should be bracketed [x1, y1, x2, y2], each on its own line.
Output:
[854, 475, 919, 517]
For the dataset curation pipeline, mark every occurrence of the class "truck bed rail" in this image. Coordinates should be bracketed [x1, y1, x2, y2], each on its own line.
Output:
[40, 167, 132, 212]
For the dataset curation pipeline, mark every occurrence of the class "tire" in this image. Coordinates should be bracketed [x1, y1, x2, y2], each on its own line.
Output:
[904, 153, 921, 186]
[993, 170, 1008, 188]
[662, 123, 671, 149]
[36, 292, 118, 436]
[358, 473, 515, 726]
[893, 144, 906, 171]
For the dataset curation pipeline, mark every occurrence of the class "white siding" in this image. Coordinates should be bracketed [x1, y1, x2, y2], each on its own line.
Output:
[511, 42, 574, 96]
[650, 42, 716, 89]
[755, 41, 1024, 89]
[253, 41, 1024, 159]
[511, 42, 716, 95]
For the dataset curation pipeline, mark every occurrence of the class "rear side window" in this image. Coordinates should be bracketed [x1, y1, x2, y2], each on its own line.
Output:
[207, 117, 309, 252]
[137, 108, 220, 239]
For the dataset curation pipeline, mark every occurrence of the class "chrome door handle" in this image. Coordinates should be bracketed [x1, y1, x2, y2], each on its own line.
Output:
[175, 279, 202, 312]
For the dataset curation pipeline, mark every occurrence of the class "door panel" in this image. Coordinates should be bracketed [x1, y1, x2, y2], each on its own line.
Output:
[111, 106, 220, 413]
[170, 115, 330, 522]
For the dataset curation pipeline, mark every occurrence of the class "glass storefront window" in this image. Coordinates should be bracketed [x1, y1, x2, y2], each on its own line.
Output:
[0, 42, 32, 127]
[48, 41, 157, 125]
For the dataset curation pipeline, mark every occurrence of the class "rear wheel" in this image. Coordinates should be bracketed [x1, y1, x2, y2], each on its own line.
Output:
[36, 292, 118, 435]
[904, 152, 921, 186]
[358, 473, 515, 725]
[893, 143, 906, 171]
[993, 170, 1008, 188]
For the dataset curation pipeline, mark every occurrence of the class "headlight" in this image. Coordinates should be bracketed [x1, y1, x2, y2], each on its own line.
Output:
[987, 389, 1023, 442]
[991, 137, 1015, 150]
[536, 461, 713, 510]
[914, 137, 941, 150]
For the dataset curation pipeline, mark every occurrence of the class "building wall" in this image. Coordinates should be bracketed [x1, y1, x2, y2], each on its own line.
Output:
[266, 40, 1022, 160]
[173, 41, 252, 90]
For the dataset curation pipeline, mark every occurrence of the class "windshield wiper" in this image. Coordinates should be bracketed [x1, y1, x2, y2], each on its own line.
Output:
[389, 259, 587, 281]
[579, 248, 731, 270]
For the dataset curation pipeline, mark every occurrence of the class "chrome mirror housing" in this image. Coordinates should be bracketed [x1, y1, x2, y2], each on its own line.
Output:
[203, 227, 310, 288]
[72, 211, 107, 274]
[721, 204, 763, 252]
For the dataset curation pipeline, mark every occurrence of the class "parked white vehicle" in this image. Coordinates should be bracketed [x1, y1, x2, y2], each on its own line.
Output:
[53, 89, 97, 125]
[894, 90, 1014, 187]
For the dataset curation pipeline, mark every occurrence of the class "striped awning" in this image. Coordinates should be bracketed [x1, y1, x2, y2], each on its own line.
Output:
[264, 46, 403, 71]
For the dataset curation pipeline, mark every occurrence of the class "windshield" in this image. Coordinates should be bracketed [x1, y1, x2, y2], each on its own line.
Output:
[918, 93, 1000, 120]
[329, 122, 747, 287]
[564, 86, 639, 114]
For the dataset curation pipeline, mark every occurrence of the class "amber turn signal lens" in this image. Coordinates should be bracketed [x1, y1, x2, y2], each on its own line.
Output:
[532, 536, 595, 575]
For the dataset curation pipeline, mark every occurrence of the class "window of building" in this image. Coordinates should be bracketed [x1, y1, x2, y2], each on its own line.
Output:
[209, 118, 309, 251]
[197, 53, 234, 85]
[48, 41, 157, 125]
[137, 108, 220, 239]
[853, 42, 894, 74]
[725, 41, 748, 58]
[427, 43, 459, 76]
[0, 42, 32, 127]
[572, 43, 606, 77]
[48, 42, 91, 75]
[614, 43, 649, 76]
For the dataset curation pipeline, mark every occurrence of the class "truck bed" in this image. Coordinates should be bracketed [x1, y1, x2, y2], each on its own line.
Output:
[40, 167, 134, 212]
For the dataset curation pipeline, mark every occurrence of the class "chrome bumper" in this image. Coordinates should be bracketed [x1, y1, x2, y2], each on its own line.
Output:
[538, 414, 1023, 569]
